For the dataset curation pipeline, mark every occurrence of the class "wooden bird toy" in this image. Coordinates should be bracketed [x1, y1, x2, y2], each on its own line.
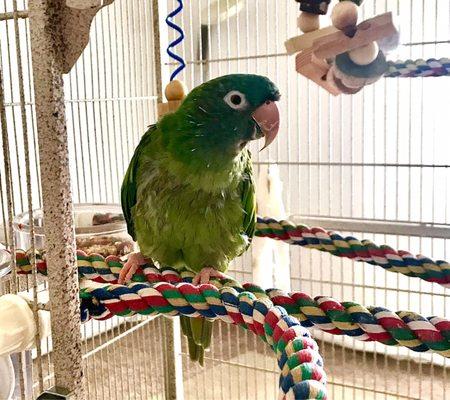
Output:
[286, 0, 399, 95]
[157, 79, 188, 117]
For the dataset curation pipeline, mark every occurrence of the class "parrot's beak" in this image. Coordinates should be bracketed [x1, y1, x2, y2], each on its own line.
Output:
[252, 100, 280, 151]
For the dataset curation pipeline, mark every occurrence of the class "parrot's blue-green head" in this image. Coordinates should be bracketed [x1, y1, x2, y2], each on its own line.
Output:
[160, 74, 280, 170]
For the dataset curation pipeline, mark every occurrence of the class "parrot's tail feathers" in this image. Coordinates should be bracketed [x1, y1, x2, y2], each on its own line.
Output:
[198, 347, 205, 367]
[187, 338, 204, 365]
[180, 316, 212, 367]
[202, 319, 213, 349]
[191, 317, 213, 349]
[180, 315, 192, 337]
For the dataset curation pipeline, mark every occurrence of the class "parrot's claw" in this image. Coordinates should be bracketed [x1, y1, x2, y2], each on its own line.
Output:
[192, 267, 226, 285]
[118, 252, 148, 284]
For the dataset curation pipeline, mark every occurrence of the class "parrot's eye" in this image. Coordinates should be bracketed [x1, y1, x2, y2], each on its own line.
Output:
[224, 91, 248, 110]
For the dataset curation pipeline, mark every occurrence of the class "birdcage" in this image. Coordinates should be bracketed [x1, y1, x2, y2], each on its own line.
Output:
[0, 0, 450, 399]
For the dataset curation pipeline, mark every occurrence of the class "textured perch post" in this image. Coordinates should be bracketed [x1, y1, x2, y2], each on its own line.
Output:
[156, 80, 188, 400]
[28, 1, 84, 397]
[154, 1, 186, 394]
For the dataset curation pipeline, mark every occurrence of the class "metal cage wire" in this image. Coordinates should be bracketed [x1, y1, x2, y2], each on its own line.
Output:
[0, 0, 449, 399]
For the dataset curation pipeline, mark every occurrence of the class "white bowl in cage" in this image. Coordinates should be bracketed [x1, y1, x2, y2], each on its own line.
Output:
[13, 203, 135, 257]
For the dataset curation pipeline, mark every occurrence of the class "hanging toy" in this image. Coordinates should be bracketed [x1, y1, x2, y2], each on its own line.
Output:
[157, 0, 188, 117]
[285, 0, 399, 95]
[327, 1, 387, 94]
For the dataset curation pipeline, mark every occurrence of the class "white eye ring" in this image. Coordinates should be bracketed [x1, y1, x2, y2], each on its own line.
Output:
[223, 90, 248, 110]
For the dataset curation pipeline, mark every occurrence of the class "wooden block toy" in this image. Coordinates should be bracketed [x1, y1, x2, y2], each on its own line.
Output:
[290, 11, 398, 95]
[285, 12, 396, 56]
[295, 49, 342, 96]
[313, 12, 397, 60]
[157, 101, 183, 117]
[285, 25, 338, 55]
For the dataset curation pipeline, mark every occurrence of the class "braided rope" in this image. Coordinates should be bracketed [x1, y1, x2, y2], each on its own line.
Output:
[14, 255, 327, 398]
[82, 282, 327, 399]
[79, 266, 450, 358]
[16, 250, 450, 357]
[256, 217, 450, 288]
[15, 216, 450, 288]
[385, 58, 450, 78]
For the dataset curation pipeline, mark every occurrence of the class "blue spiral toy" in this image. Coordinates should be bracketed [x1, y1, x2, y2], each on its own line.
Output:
[166, 0, 186, 81]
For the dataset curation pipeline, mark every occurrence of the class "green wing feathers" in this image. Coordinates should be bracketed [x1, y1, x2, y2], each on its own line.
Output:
[121, 125, 156, 240]
[121, 158, 138, 240]
[122, 133, 254, 368]
[240, 149, 256, 248]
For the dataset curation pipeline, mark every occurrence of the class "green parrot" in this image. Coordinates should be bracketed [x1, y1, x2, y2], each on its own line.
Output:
[119, 74, 280, 365]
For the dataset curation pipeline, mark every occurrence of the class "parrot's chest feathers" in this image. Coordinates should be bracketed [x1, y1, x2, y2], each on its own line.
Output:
[133, 156, 248, 272]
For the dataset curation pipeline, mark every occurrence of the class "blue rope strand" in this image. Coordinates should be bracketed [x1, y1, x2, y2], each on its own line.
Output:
[166, 0, 186, 81]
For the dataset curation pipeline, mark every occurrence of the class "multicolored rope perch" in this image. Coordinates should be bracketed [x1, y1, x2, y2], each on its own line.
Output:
[16, 216, 450, 288]
[82, 280, 327, 399]
[16, 251, 450, 358]
[255, 217, 450, 288]
[385, 58, 450, 78]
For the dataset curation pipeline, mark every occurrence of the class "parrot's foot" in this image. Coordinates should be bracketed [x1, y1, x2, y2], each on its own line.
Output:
[192, 267, 226, 285]
[118, 252, 149, 284]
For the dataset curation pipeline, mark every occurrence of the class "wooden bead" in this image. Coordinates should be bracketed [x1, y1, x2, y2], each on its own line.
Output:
[165, 80, 188, 101]
[348, 41, 379, 65]
[297, 12, 320, 33]
[335, 51, 388, 79]
[331, 1, 359, 31]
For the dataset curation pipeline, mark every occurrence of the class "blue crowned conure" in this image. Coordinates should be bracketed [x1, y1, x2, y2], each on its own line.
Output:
[119, 74, 280, 365]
